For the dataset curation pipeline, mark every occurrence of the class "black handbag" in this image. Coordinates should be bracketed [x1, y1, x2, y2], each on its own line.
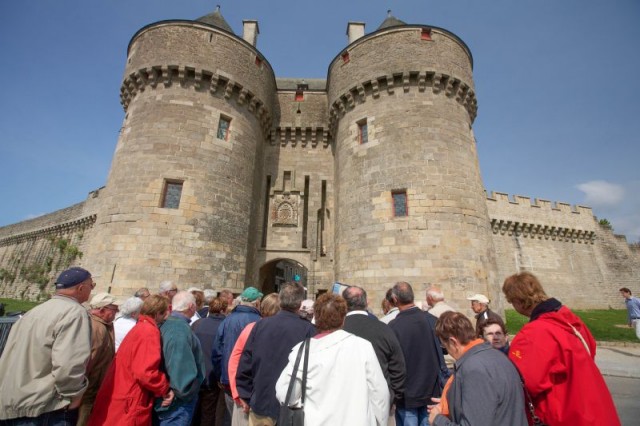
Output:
[278, 338, 310, 426]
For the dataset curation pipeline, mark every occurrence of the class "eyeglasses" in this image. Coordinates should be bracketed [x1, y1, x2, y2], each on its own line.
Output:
[168, 288, 178, 293]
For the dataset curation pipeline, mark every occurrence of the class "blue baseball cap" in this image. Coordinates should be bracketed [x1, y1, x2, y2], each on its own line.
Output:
[55, 267, 91, 289]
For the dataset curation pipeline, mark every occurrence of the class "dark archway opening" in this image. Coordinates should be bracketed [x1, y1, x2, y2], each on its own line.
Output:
[259, 259, 308, 295]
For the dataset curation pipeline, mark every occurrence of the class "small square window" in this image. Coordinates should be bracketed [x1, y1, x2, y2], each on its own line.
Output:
[217, 115, 231, 140]
[421, 28, 432, 41]
[342, 51, 350, 63]
[161, 180, 183, 209]
[358, 119, 368, 144]
[255, 56, 262, 67]
[392, 191, 408, 217]
[295, 91, 304, 101]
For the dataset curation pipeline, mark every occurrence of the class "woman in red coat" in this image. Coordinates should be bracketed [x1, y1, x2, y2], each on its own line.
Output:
[89, 295, 174, 425]
[503, 272, 620, 426]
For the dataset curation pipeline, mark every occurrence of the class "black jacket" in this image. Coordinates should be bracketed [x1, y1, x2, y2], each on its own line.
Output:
[236, 310, 316, 419]
[389, 306, 440, 408]
[343, 313, 406, 401]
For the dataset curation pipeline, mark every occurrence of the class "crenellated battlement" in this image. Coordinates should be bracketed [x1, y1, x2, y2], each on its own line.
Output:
[486, 191, 597, 243]
[120, 65, 275, 142]
[486, 191, 594, 216]
[328, 70, 477, 135]
[0, 215, 96, 247]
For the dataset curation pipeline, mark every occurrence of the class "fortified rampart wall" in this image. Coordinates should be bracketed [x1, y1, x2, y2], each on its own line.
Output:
[486, 191, 640, 309]
[0, 189, 103, 300]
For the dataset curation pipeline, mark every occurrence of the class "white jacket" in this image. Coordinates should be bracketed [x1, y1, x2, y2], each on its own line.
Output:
[276, 329, 389, 426]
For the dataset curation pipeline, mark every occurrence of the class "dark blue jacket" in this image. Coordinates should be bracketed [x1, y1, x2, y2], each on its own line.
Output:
[211, 305, 261, 385]
[389, 306, 440, 408]
[236, 310, 316, 419]
[191, 313, 225, 388]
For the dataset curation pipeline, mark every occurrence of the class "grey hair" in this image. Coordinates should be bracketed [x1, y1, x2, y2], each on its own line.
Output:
[120, 297, 144, 318]
[392, 281, 414, 304]
[427, 286, 445, 301]
[172, 291, 196, 312]
[343, 286, 367, 311]
[159, 280, 175, 293]
[279, 282, 305, 312]
[203, 289, 216, 303]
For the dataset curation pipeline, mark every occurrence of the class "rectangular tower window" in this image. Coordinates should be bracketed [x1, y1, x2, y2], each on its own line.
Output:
[217, 115, 231, 140]
[392, 190, 408, 217]
[358, 119, 368, 144]
[342, 51, 350, 63]
[161, 180, 183, 209]
[421, 28, 432, 41]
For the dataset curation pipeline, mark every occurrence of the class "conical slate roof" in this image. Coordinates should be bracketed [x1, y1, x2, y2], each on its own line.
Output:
[377, 10, 407, 30]
[197, 5, 234, 34]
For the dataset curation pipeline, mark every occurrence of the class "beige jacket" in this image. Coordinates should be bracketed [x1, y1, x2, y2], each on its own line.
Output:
[0, 295, 91, 420]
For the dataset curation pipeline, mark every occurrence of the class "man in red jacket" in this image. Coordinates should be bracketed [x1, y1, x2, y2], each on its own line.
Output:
[503, 272, 620, 426]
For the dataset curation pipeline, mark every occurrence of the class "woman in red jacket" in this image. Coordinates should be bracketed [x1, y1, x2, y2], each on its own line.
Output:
[503, 272, 620, 426]
[89, 295, 174, 425]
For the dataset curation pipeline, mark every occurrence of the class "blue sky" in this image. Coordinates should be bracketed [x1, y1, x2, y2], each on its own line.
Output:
[1, 0, 639, 242]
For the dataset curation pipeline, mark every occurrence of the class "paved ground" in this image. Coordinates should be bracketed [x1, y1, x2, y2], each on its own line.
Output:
[605, 376, 640, 426]
[596, 342, 640, 425]
[596, 341, 640, 379]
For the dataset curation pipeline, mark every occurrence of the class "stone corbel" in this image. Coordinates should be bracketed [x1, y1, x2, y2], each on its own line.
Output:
[403, 72, 411, 92]
[445, 77, 457, 97]
[371, 79, 380, 99]
[418, 71, 427, 92]
[209, 74, 220, 94]
[161, 66, 172, 87]
[356, 85, 365, 102]
[193, 70, 203, 90]
[224, 80, 235, 99]
[148, 67, 160, 88]
[432, 73, 443, 94]
[386, 74, 395, 95]
[238, 88, 248, 105]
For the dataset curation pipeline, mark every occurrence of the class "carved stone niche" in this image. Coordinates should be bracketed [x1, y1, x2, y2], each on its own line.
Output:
[271, 194, 299, 226]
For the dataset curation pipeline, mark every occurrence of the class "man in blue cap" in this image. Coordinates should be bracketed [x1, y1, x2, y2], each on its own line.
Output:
[0, 266, 94, 425]
[212, 287, 262, 423]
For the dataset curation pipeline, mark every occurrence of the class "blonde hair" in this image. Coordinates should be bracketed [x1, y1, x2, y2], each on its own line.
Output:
[260, 293, 281, 317]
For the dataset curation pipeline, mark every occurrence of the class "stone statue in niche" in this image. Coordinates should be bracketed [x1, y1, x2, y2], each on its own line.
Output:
[272, 194, 299, 226]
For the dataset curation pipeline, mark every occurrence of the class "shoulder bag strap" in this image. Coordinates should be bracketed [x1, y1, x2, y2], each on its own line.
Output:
[565, 322, 591, 356]
[300, 337, 311, 406]
[284, 340, 306, 407]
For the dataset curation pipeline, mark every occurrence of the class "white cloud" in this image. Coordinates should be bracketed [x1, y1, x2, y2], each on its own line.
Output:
[576, 180, 625, 206]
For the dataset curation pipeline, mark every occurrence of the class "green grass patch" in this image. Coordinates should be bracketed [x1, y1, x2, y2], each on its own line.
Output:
[506, 309, 636, 342]
[0, 298, 40, 315]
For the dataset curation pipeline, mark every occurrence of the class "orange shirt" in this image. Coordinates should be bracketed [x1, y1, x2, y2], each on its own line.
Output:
[438, 338, 485, 417]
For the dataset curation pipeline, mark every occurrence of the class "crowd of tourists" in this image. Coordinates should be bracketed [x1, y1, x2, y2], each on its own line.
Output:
[0, 266, 624, 425]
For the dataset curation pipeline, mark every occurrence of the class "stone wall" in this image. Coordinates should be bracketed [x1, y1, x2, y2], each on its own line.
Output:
[486, 191, 640, 309]
[81, 21, 276, 297]
[0, 189, 102, 300]
[329, 26, 496, 313]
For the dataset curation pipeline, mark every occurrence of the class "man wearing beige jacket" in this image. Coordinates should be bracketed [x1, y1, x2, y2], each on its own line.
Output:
[0, 267, 93, 425]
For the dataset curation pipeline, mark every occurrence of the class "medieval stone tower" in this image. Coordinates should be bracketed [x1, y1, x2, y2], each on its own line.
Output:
[78, 7, 498, 308]
[329, 21, 497, 303]
[3, 8, 636, 310]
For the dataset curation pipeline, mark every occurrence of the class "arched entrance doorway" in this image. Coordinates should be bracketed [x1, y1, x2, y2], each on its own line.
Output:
[259, 259, 308, 295]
